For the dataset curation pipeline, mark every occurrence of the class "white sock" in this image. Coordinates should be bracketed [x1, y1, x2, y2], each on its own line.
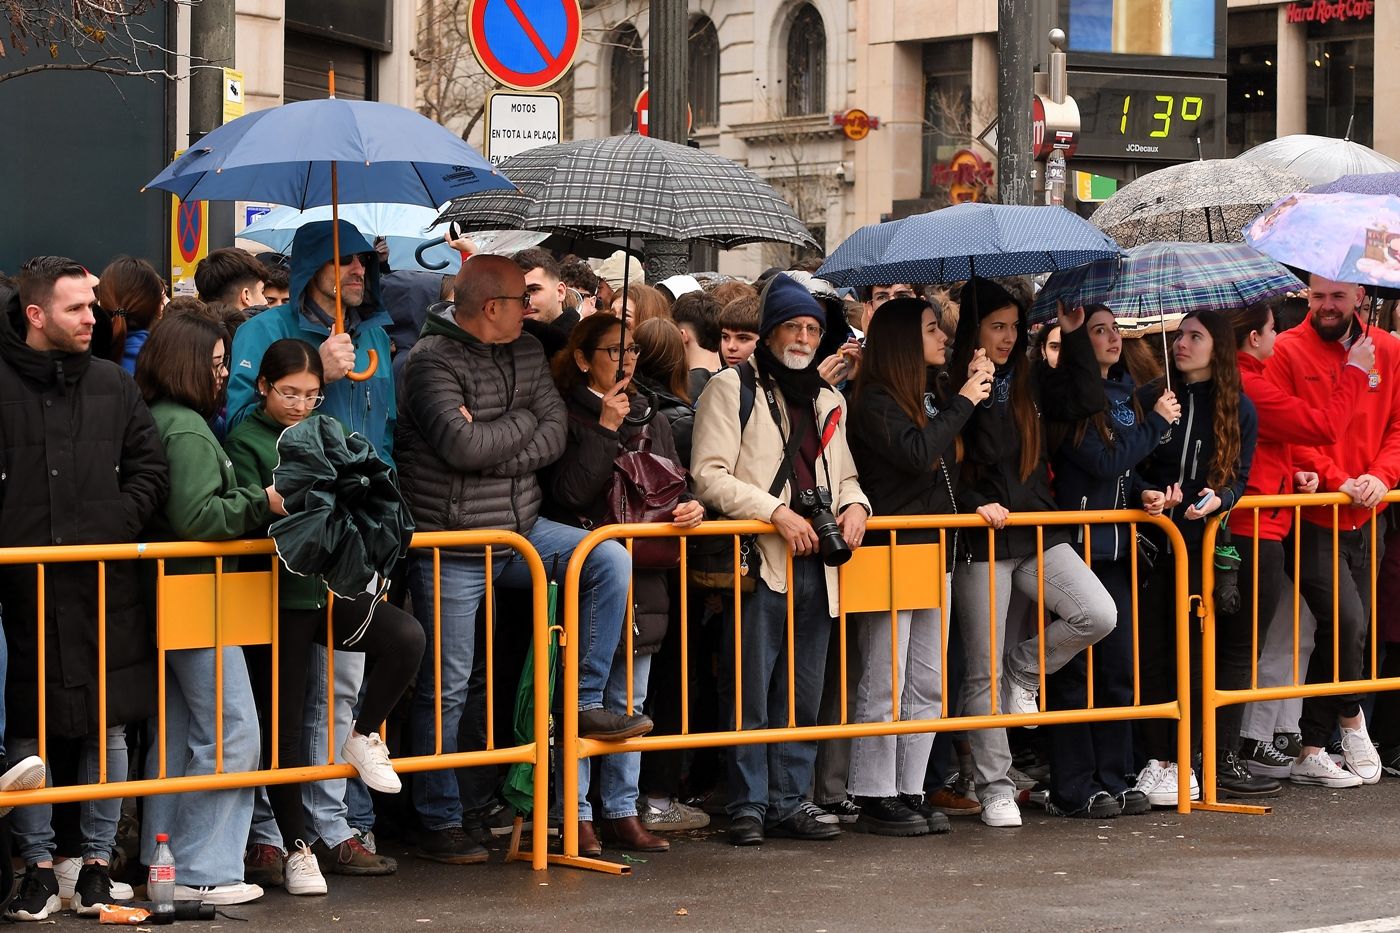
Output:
[646, 796, 672, 812]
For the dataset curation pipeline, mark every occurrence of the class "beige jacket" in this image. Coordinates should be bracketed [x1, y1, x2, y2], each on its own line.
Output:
[691, 361, 870, 616]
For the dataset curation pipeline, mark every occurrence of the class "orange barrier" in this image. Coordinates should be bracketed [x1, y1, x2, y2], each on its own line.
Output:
[0, 531, 553, 871]
[1199, 490, 1400, 815]
[556, 511, 1196, 873]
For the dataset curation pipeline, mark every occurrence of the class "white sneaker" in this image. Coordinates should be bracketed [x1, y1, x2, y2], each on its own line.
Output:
[0, 756, 46, 818]
[1291, 750, 1363, 788]
[1341, 717, 1382, 784]
[980, 794, 1022, 827]
[1146, 761, 1186, 807]
[1004, 684, 1040, 727]
[284, 841, 328, 896]
[341, 731, 401, 794]
[53, 858, 134, 904]
[171, 882, 264, 905]
[1133, 759, 1167, 798]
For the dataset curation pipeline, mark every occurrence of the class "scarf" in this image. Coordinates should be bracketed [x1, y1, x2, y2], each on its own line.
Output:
[754, 342, 824, 405]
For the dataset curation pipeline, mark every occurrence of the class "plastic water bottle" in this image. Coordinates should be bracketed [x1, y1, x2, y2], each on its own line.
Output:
[148, 833, 176, 919]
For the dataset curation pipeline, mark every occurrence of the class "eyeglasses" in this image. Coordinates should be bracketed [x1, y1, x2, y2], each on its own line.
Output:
[211, 357, 228, 374]
[596, 344, 641, 361]
[779, 321, 825, 340]
[269, 385, 325, 409]
[492, 294, 531, 306]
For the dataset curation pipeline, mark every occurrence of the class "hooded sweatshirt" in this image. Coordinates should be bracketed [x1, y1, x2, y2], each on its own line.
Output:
[226, 220, 396, 461]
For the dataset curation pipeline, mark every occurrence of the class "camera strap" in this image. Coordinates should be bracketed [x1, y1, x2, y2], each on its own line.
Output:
[760, 373, 811, 499]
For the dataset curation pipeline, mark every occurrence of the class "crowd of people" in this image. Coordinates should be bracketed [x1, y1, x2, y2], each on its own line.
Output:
[0, 221, 1398, 918]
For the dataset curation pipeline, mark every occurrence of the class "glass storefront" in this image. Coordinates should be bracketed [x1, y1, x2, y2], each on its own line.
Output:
[921, 40, 973, 199]
[1227, 10, 1276, 155]
[1305, 20, 1373, 145]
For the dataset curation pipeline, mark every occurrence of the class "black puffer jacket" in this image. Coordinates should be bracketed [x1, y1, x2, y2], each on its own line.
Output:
[0, 284, 169, 738]
[635, 378, 694, 467]
[395, 309, 566, 534]
[546, 385, 686, 656]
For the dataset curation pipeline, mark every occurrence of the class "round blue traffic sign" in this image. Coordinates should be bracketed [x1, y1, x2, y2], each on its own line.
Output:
[469, 0, 581, 92]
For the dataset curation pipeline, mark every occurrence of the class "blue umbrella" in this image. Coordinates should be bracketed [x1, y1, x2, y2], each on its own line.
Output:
[1243, 191, 1400, 289]
[815, 203, 1123, 287]
[1030, 242, 1302, 324]
[1309, 173, 1400, 197]
[144, 97, 512, 209]
[145, 72, 514, 381]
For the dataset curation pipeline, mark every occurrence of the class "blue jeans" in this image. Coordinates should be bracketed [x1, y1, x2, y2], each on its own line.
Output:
[576, 653, 652, 821]
[407, 518, 630, 831]
[721, 557, 832, 825]
[140, 648, 260, 886]
[10, 728, 125, 864]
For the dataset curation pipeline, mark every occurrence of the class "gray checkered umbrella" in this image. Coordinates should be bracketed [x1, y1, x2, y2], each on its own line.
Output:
[1090, 160, 1310, 248]
[436, 133, 817, 249]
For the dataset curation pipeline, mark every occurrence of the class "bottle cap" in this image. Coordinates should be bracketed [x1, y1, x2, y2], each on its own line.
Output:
[155, 833, 169, 843]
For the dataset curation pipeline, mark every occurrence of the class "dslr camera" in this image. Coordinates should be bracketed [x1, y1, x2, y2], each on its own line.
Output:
[796, 487, 853, 567]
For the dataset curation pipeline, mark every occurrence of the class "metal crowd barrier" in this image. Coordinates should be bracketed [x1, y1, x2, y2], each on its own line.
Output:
[1199, 490, 1400, 815]
[0, 531, 553, 871]
[556, 511, 1195, 873]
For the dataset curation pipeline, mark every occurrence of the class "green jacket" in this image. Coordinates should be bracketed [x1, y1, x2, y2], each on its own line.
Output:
[147, 400, 270, 575]
[224, 409, 330, 609]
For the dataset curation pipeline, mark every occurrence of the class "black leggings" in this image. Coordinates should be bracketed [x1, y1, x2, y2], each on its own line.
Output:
[246, 592, 425, 848]
[1215, 538, 1286, 753]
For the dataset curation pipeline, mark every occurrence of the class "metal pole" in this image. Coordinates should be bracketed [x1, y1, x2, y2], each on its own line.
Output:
[997, 0, 1034, 207]
[190, 0, 235, 249]
[644, 0, 691, 280]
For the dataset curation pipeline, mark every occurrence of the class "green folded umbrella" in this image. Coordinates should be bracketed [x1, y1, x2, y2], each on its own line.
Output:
[502, 579, 559, 815]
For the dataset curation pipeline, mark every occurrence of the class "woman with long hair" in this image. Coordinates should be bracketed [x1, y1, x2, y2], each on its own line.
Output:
[95, 256, 166, 373]
[948, 278, 1119, 829]
[1132, 309, 1258, 805]
[846, 297, 992, 836]
[1218, 304, 1372, 789]
[610, 282, 671, 325]
[545, 315, 703, 857]
[135, 310, 281, 906]
[1047, 306, 1180, 817]
[225, 337, 425, 886]
[633, 317, 694, 463]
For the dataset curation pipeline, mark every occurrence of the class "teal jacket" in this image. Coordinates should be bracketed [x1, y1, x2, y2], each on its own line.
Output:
[224, 409, 331, 610]
[146, 399, 270, 574]
[225, 220, 396, 463]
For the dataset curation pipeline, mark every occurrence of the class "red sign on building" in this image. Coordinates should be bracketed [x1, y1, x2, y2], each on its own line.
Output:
[1285, 0, 1375, 25]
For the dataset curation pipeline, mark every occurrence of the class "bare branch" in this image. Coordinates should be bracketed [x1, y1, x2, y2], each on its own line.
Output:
[0, 0, 209, 86]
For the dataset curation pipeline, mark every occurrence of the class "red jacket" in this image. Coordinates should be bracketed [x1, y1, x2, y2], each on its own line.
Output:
[1230, 351, 1367, 540]
[1265, 312, 1400, 532]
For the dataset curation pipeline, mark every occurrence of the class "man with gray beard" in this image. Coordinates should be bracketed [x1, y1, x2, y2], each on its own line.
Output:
[690, 274, 870, 847]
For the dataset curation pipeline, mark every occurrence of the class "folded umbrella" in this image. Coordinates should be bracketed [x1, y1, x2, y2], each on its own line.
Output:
[270, 417, 415, 602]
[502, 579, 559, 816]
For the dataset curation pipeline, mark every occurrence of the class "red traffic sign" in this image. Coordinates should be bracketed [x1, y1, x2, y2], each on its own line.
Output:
[177, 201, 203, 263]
[468, 0, 581, 92]
[634, 88, 693, 138]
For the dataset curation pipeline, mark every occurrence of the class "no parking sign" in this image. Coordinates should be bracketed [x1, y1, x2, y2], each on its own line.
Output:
[468, 0, 582, 91]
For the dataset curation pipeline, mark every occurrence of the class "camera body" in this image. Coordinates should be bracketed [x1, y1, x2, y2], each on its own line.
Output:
[796, 487, 853, 567]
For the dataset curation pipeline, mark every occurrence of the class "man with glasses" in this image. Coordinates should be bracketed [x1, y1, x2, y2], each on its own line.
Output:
[225, 220, 400, 881]
[691, 273, 870, 846]
[395, 254, 644, 864]
[860, 283, 917, 332]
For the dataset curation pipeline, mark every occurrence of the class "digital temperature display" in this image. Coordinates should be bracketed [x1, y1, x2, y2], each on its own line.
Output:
[1071, 71, 1226, 162]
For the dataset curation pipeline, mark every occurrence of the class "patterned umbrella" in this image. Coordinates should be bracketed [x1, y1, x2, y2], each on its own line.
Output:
[1030, 242, 1303, 324]
[1243, 191, 1400, 288]
[436, 133, 817, 249]
[1310, 172, 1400, 197]
[1238, 134, 1400, 187]
[1090, 160, 1310, 248]
[815, 203, 1122, 287]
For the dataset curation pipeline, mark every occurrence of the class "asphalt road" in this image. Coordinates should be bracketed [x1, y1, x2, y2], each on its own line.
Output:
[39, 781, 1400, 932]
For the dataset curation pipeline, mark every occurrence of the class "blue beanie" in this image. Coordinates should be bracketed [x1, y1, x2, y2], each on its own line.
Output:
[759, 272, 826, 336]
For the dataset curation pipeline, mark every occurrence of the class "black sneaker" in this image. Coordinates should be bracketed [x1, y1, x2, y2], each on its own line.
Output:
[70, 862, 114, 917]
[1217, 750, 1282, 798]
[1241, 737, 1294, 779]
[1273, 731, 1303, 759]
[416, 826, 490, 865]
[463, 801, 515, 846]
[1380, 744, 1400, 778]
[577, 709, 653, 741]
[817, 797, 860, 824]
[1115, 789, 1151, 816]
[766, 802, 841, 840]
[899, 794, 952, 834]
[6, 866, 60, 922]
[1046, 790, 1122, 819]
[851, 796, 930, 837]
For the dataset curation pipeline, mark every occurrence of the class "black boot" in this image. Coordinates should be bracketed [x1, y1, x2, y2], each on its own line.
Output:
[1217, 749, 1282, 798]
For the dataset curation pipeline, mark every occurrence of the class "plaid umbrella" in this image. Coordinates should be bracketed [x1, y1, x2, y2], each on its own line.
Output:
[1238, 134, 1400, 187]
[1031, 241, 1303, 324]
[1090, 160, 1310, 248]
[436, 133, 817, 249]
[815, 203, 1122, 287]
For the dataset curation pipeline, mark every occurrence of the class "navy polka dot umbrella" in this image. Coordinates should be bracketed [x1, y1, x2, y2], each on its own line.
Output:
[815, 203, 1123, 287]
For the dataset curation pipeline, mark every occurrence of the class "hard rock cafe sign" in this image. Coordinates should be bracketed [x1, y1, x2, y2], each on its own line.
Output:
[931, 149, 995, 203]
[1285, 0, 1374, 25]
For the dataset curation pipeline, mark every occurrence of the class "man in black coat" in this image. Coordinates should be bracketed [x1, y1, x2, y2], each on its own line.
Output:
[0, 256, 168, 920]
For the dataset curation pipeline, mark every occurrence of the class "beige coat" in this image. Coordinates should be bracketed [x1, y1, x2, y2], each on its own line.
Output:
[691, 361, 870, 617]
